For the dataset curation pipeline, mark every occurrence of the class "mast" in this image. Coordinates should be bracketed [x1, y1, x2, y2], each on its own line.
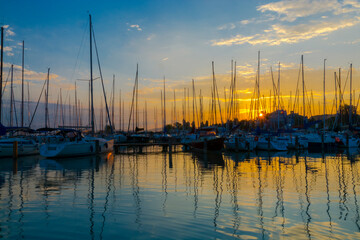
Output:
[334, 72, 337, 115]
[145, 101, 148, 132]
[120, 89, 121, 131]
[161, 90, 163, 132]
[136, 67, 138, 129]
[233, 61, 237, 120]
[174, 89, 176, 126]
[350, 63, 353, 128]
[163, 76, 166, 133]
[89, 14, 95, 135]
[45, 68, 50, 128]
[257, 51, 260, 119]
[60, 88, 64, 126]
[0, 27, 3, 122]
[75, 82, 78, 127]
[277, 62, 280, 129]
[27, 81, 30, 124]
[323, 59, 326, 132]
[21, 40, 24, 127]
[10, 64, 13, 126]
[192, 79, 195, 128]
[301, 55, 305, 121]
[339, 68, 342, 127]
[112, 74, 115, 130]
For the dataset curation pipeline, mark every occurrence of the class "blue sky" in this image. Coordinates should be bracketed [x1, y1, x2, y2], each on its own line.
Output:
[1, 0, 360, 128]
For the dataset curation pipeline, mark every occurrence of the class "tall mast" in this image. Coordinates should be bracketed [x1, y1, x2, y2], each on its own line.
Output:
[145, 101, 148, 132]
[323, 59, 326, 132]
[27, 81, 30, 124]
[163, 76, 166, 133]
[21, 40, 24, 127]
[0, 27, 4, 122]
[89, 14, 95, 135]
[75, 82, 78, 128]
[334, 72, 337, 114]
[112, 74, 115, 129]
[88, 81, 90, 127]
[301, 55, 305, 120]
[45, 68, 50, 128]
[277, 62, 280, 129]
[192, 79, 195, 128]
[135, 65, 138, 128]
[350, 63, 352, 128]
[10, 64, 13, 126]
[233, 61, 236, 120]
[174, 89, 176, 126]
[161, 90, 163, 132]
[339, 68, 342, 127]
[257, 51, 260, 120]
[120, 89, 121, 131]
[60, 88, 64, 126]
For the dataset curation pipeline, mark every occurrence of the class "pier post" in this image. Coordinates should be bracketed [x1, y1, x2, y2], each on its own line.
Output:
[321, 134, 324, 151]
[235, 137, 239, 152]
[169, 143, 172, 153]
[267, 137, 270, 151]
[162, 144, 167, 152]
[114, 145, 118, 154]
[346, 135, 349, 148]
[95, 140, 100, 154]
[13, 141, 18, 159]
[204, 139, 208, 153]
[295, 136, 299, 149]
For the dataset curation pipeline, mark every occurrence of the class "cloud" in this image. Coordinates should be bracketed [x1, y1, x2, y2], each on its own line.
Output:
[6, 28, 15, 36]
[217, 23, 236, 30]
[128, 24, 142, 31]
[212, 17, 360, 46]
[162, 57, 168, 61]
[257, 0, 343, 22]
[0, 46, 12, 52]
[147, 34, 155, 40]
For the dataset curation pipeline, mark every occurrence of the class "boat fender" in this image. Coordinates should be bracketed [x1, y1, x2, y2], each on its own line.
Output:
[335, 137, 340, 143]
[254, 136, 259, 141]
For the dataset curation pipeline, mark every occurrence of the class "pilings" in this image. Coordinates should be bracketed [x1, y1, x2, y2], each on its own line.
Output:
[13, 141, 18, 159]
[13, 141, 18, 174]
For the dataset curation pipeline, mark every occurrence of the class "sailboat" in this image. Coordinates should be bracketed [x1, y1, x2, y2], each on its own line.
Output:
[40, 14, 113, 158]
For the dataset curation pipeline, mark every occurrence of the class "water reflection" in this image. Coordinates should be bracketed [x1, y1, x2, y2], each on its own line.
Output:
[0, 151, 360, 239]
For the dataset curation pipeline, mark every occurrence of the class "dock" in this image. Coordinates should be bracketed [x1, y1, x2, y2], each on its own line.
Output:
[114, 142, 184, 153]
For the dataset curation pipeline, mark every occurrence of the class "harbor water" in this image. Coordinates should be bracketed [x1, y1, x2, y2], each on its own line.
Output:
[1, 147, 360, 239]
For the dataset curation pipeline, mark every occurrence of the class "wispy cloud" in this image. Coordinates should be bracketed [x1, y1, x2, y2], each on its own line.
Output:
[257, 0, 343, 22]
[212, 17, 360, 46]
[217, 23, 236, 30]
[212, 0, 360, 47]
[128, 24, 142, 31]
[147, 34, 155, 40]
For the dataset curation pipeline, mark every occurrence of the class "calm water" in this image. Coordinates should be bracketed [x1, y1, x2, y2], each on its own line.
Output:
[1, 147, 360, 239]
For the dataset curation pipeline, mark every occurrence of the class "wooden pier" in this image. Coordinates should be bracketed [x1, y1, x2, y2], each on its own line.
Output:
[114, 142, 184, 154]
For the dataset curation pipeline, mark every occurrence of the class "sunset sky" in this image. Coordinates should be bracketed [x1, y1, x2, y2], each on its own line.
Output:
[1, 0, 360, 129]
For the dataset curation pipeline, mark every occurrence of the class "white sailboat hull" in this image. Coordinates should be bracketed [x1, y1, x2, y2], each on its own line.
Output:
[256, 138, 288, 151]
[40, 139, 114, 158]
[225, 136, 257, 151]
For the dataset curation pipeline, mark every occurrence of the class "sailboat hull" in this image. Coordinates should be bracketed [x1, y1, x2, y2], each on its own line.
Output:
[40, 139, 113, 158]
[188, 137, 224, 151]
